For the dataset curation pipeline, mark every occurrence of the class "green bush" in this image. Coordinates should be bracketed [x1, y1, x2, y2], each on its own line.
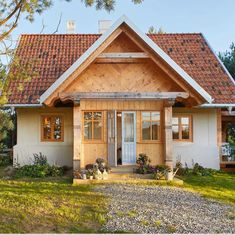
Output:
[136, 153, 152, 174]
[192, 163, 217, 176]
[33, 152, 47, 165]
[175, 161, 190, 176]
[175, 160, 219, 177]
[15, 153, 64, 178]
[0, 155, 11, 166]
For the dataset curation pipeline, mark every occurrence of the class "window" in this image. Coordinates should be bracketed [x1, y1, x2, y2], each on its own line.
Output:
[41, 115, 63, 142]
[83, 111, 103, 141]
[141, 111, 161, 141]
[172, 115, 192, 141]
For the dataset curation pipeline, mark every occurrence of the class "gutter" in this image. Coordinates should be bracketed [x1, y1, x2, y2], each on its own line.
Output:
[4, 104, 43, 108]
[200, 104, 235, 108]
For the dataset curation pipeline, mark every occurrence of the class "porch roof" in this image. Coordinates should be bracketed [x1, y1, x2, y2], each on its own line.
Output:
[59, 92, 189, 103]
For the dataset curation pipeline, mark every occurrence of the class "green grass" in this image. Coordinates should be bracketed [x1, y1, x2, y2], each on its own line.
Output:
[0, 167, 234, 233]
[180, 172, 235, 205]
[0, 173, 107, 233]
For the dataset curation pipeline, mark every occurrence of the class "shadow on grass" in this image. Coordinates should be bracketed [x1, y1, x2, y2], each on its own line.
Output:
[0, 176, 107, 233]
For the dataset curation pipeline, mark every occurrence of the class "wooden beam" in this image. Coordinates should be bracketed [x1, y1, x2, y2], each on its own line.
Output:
[97, 52, 149, 59]
[164, 105, 173, 169]
[95, 58, 148, 64]
[217, 108, 222, 164]
[59, 92, 189, 102]
[73, 105, 82, 170]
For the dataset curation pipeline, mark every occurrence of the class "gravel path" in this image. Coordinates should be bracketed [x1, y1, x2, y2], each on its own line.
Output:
[95, 184, 235, 234]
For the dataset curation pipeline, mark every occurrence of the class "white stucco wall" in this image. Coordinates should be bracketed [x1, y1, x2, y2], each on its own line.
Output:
[13, 107, 73, 167]
[173, 108, 220, 169]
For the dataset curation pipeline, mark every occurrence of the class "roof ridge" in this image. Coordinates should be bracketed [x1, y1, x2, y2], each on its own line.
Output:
[20, 32, 202, 37]
[147, 33, 202, 35]
[20, 33, 102, 36]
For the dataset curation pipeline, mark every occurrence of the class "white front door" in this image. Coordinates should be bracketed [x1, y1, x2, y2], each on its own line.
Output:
[122, 111, 136, 165]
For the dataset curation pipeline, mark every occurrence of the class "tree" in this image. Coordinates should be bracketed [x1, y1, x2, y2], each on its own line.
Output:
[148, 25, 165, 34]
[0, 0, 144, 148]
[218, 42, 235, 79]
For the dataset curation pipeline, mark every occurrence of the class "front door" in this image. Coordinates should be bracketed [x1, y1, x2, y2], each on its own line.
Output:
[122, 111, 136, 164]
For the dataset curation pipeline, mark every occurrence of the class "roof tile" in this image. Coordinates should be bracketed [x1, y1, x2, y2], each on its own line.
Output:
[7, 33, 235, 104]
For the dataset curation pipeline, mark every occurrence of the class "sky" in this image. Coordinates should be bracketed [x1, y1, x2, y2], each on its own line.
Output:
[12, 0, 235, 53]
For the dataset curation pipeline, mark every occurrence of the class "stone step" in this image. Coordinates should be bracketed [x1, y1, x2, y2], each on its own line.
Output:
[108, 172, 153, 180]
[111, 165, 137, 173]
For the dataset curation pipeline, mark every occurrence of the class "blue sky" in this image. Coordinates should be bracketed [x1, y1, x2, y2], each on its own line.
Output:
[13, 0, 235, 52]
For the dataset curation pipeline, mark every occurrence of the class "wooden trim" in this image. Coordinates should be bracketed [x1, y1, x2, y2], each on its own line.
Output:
[164, 106, 173, 168]
[82, 111, 104, 143]
[41, 115, 64, 142]
[217, 108, 222, 148]
[95, 58, 147, 64]
[140, 111, 162, 143]
[97, 52, 149, 58]
[172, 114, 193, 142]
[59, 92, 189, 102]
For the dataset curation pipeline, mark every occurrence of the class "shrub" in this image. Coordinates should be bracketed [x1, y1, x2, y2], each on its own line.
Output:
[175, 161, 190, 176]
[192, 162, 217, 176]
[0, 154, 11, 166]
[175, 160, 219, 177]
[15, 153, 64, 178]
[33, 152, 47, 165]
[136, 153, 152, 174]
[48, 165, 63, 177]
[85, 164, 94, 170]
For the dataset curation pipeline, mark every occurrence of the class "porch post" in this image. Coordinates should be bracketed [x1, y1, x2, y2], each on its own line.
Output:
[73, 105, 82, 170]
[164, 100, 174, 170]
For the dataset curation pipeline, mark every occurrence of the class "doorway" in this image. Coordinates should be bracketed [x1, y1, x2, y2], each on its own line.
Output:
[108, 111, 136, 166]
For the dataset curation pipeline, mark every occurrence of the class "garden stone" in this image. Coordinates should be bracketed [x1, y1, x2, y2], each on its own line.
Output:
[3, 166, 16, 177]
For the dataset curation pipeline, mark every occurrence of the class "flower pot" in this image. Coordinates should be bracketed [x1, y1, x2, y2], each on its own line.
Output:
[89, 175, 93, 180]
[102, 169, 108, 180]
[166, 172, 173, 181]
[82, 174, 87, 180]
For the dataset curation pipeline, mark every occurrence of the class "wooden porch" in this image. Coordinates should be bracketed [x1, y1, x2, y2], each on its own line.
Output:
[70, 92, 188, 171]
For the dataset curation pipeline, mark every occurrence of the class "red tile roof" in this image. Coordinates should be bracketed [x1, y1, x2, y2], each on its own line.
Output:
[7, 33, 235, 104]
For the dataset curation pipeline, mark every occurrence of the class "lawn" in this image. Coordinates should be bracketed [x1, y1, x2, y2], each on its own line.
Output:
[0, 166, 234, 233]
[181, 172, 235, 205]
[0, 173, 107, 233]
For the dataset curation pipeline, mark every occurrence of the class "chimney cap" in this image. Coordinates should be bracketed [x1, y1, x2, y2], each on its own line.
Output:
[98, 20, 112, 34]
[67, 20, 76, 34]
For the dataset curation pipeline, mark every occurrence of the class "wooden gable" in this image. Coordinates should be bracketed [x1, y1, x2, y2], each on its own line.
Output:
[64, 60, 183, 94]
[44, 23, 207, 106]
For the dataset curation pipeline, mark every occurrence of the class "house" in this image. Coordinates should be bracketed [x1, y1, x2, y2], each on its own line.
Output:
[6, 16, 235, 172]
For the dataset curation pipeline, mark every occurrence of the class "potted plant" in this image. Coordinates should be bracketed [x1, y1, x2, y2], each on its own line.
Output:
[86, 168, 94, 180]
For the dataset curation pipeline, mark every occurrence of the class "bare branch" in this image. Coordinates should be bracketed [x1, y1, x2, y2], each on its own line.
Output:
[52, 13, 62, 34]
[40, 19, 46, 34]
